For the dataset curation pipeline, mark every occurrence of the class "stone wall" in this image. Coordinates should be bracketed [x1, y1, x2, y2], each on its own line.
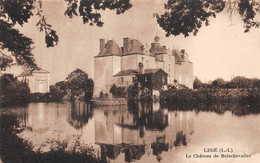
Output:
[28, 73, 50, 93]
[94, 56, 121, 97]
[174, 62, 194, 89]
[113, 75, 135, 87]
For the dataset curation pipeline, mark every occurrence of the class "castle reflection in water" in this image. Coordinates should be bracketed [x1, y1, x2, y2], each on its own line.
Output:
[19, 102, 194, 163]
[95, 102, 194, 162]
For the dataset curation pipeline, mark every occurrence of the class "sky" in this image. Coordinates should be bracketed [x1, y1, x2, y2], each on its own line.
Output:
[5, 0, 260, 84]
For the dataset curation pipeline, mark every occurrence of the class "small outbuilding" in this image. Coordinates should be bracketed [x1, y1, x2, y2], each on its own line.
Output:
[17, 68, 50, 93]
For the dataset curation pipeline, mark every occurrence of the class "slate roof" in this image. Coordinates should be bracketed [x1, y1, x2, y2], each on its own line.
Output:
[17, 68, 49, 77]
[113, 69, 139, 76]
[155, 46, 167, 54]
[114, 68, 167, 77]
[172, 49, 191, 63]
[143, 68, 167, 74]
[99, 40, 122, 56]
[127, 39, 144, 54]
[150, 43, 167, 55]
[155, 55, 163, 62]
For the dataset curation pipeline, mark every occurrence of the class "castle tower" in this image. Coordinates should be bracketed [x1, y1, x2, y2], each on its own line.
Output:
[93, 39, 122, 97]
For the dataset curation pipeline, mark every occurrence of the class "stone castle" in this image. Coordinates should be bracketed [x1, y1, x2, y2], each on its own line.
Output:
[94, 36, 193, 97]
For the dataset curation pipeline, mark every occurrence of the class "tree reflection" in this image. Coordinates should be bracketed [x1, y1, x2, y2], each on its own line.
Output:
[173, 132, 187, 147]
[124, 145, 145, 162]
[151, 136, 169, 162]
[67, 102, 93, 129]
[164, 102, 260, 116]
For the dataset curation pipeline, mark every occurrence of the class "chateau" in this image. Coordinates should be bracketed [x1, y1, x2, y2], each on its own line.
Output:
[94, 36, 193, 97]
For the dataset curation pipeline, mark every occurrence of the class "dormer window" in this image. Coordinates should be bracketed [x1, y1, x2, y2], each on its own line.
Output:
[132, 77, 137, 82]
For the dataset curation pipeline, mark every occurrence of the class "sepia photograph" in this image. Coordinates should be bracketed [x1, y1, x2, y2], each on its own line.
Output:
[0, 0, 260, 162]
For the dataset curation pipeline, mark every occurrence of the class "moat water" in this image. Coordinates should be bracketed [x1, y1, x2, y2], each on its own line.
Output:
[1, 102, 260, 163]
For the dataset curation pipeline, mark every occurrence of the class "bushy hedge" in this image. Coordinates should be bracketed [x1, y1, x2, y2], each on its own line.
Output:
[30, 84, 67, 102]
[30, 92, 63, 103]
[127, 83, 140, 100]
[109, 84, 126, 98]
[160, 88, 260, 105]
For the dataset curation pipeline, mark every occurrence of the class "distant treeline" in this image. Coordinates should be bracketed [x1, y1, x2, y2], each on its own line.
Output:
[161, 88, 260, 105]
[194, 76, 260, 89]
[160, 76, 260, 107]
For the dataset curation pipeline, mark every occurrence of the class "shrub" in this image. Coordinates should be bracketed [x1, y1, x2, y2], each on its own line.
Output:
[109, 84, 126, 98]
[0, 74, 30, 106]
[127, 83, 140, 99]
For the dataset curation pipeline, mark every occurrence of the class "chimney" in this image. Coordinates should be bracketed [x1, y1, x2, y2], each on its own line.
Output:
[150, 43, 155, 53]
[100, 39, 105, 54]
[123, 37, 131, 53]
[138, 62, 144, 74]
[181, 49, 185, 54]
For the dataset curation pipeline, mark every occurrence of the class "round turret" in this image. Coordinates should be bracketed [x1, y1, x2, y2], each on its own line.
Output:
[154, 36, 160, 42]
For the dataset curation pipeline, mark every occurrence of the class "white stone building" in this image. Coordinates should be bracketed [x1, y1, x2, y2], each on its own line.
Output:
[94, 36, 193, 97]
[17, 68, 50, 93]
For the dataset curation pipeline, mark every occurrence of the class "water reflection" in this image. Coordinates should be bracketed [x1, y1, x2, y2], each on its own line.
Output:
[2, 101, 260, 163]
[166, 102, 260, 116]
[67, 102, 93, 129]
[21, 103, 49, 132]
[94, 102, 195, 162]
[19, 102, 94, 133]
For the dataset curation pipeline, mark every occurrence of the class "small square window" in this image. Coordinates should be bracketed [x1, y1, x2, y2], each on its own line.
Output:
[132, 77, 137, 82]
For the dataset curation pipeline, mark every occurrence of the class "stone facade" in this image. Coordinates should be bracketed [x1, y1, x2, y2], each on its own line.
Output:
[94, 36, 194, 97]
[17, 68, 50, 93]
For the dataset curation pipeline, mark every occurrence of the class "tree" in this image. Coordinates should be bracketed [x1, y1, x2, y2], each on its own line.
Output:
[66, 68, 94, 101]
[0, 74, 30, 106]
[193, 76, 203, 89]
[109, 84, 126, 98]
[64, 0, 132, 26]
[155, 0, 260, 37]
[212, 78, 226, 88]
[0, 0, 132, 70]
[55, 81, 68, 94]
[226, 76, 256, 88]
[0, 0, 59, 70]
